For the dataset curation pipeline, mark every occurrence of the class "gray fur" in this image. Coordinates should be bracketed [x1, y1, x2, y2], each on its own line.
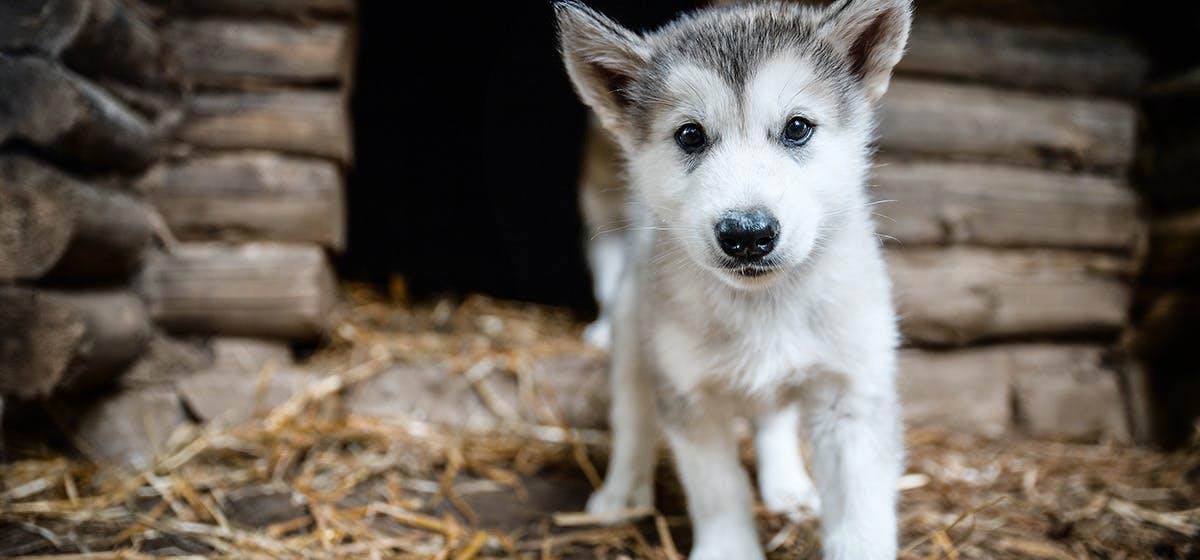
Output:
[557, 2, 912, 558]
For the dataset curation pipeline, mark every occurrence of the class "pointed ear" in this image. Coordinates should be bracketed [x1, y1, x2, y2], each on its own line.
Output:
[819, 0, 912, 103]
[555, 1, 651, 139]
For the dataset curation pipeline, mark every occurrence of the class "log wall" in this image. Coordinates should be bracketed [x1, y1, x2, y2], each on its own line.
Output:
[0, 0, 351, 413]
[873, 15, 1146, 442]
[1, 0, 167, 400]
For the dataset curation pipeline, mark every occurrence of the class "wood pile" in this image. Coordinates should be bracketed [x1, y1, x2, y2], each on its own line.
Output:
[1, 0, 352, 406]
[0, 0, 167, 399]
[875, 15, 1147, 442]
[136, 0, 354, 343]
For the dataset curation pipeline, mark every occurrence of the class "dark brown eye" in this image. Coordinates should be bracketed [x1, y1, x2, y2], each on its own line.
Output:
[675, 123, 707, 153]
[782, 116, 814, 145]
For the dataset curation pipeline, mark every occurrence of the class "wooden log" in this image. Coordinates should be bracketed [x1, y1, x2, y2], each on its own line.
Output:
[0, 156, 153, 281]
[61, 0, 165, 87]
[871, 160, 1141, 251]
[138, 152, 345, 249]
[177, 91, 350, 162]
[900, 343, 1130, 442]
[0, 287, 152, 399]
[879, 78, 1136, 171]
[0, 0, 90, 55]
[888, 247, 1131, 346]
[150, 0, 353, 19]
[1, 0, 164, 88]
[167, 19, 349, 86]
[898, 17, 1146, 97]
[0, 55, 157, 171]
[138, 242, 337, 340]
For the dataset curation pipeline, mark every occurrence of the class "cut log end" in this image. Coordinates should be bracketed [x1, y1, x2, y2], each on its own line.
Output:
[0, 287, 152, 399]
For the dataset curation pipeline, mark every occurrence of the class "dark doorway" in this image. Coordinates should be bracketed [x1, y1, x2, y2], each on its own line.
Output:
[341, 1, 696, 315]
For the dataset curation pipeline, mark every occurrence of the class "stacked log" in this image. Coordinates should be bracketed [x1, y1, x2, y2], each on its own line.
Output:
[0, 0, 166, 400]
[134, 1, 354, 343]
[1, 1, 354, 464]
[874, 15, 1146, 442]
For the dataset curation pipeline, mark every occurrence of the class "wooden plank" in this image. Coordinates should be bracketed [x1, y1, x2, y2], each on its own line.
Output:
[0, 287, 152, 399]
[879, 78, 1137, 171]
[888, 247, 1131, 346]
[139, 152, 345, 249]
[168, 19, 349, 86]
[898, 17, 1146, 96]
[871, 160, 1141, 251]
[0, 156, 153, 281]
[177, 91, 350, 162]
[0, 55, 157, 171]
[138, 242, 337, 340]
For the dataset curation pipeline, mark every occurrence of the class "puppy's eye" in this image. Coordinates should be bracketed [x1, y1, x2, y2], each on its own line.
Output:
[674, 123, 707, 153]
[782, 116, 814, 146]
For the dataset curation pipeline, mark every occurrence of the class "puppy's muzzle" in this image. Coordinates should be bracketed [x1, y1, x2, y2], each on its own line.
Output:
[715, 207, 780, 261]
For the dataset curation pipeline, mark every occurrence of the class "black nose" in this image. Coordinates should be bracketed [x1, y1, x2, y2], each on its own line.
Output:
[715, 208, 780, 260]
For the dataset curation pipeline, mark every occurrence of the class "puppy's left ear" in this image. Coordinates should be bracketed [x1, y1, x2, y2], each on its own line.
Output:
[819, 0, 912, 103]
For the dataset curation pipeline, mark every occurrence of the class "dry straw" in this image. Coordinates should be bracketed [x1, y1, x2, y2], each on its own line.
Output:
[1, 286, 1197, 558]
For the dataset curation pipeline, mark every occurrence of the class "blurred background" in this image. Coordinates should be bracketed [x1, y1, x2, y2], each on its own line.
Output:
[2, 0, 1200, 556]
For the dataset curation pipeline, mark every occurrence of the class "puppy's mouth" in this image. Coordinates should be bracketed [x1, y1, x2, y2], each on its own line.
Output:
[733, 264, 778, 277]
[717, 258, 784, 279]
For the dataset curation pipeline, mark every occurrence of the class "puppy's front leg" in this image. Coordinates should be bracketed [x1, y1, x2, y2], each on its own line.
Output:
[665, 410, 764, 560]
[805, 380, 902, 560]
[755, 403, 820, 517]
[586, 299, 657, 513]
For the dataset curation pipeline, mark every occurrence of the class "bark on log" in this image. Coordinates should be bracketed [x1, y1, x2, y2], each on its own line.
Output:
[0, 0, 90, 55]
[871, 160, 1141, 251]
[0, 55, 157, 171]
[177, 91, 350, 162]
[879, 78, 1137, 171]
[61, 0, 165, 87]
[1, 0, 164, 87]
[898, 17, 1146, 97]
[0, 287, 151, 399]
[150, 0, 353, 19]
[167, 20, 349, 86]
[138, 242, 337, 340]
[888, 247, 1131, 346]
[0, 156, 153, 281]
[139, 152, 345, 249]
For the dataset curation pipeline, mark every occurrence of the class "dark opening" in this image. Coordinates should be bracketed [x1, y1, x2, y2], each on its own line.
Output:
[340, 1, 696, 316]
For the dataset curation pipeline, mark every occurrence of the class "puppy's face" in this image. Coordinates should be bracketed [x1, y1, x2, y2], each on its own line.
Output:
[557, 0, 911, 289]
[626, 52, 868, 288]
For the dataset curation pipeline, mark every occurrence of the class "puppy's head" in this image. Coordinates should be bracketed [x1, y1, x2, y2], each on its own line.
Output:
[556, 0, 911, 289]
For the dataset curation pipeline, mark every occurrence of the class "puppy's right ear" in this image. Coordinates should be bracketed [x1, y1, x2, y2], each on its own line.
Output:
[555, 1, 650, 140]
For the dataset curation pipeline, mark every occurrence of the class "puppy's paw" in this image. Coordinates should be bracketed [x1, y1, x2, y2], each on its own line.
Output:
[582, 318, 611, 350]
[760, 478, 821, 520]
[585, 480, 653, 518]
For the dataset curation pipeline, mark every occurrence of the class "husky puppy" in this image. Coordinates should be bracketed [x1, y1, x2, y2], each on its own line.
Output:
[556, 1, 910, 558]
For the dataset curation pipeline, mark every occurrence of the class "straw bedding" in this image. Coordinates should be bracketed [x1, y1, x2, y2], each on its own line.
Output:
[1, 285, 1197, 559]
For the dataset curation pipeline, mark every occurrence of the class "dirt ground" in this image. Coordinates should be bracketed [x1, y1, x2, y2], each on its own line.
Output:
[1, 287, 1198, 559]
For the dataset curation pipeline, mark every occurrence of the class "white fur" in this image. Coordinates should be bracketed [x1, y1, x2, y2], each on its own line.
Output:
[558, 2, 910, 558]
